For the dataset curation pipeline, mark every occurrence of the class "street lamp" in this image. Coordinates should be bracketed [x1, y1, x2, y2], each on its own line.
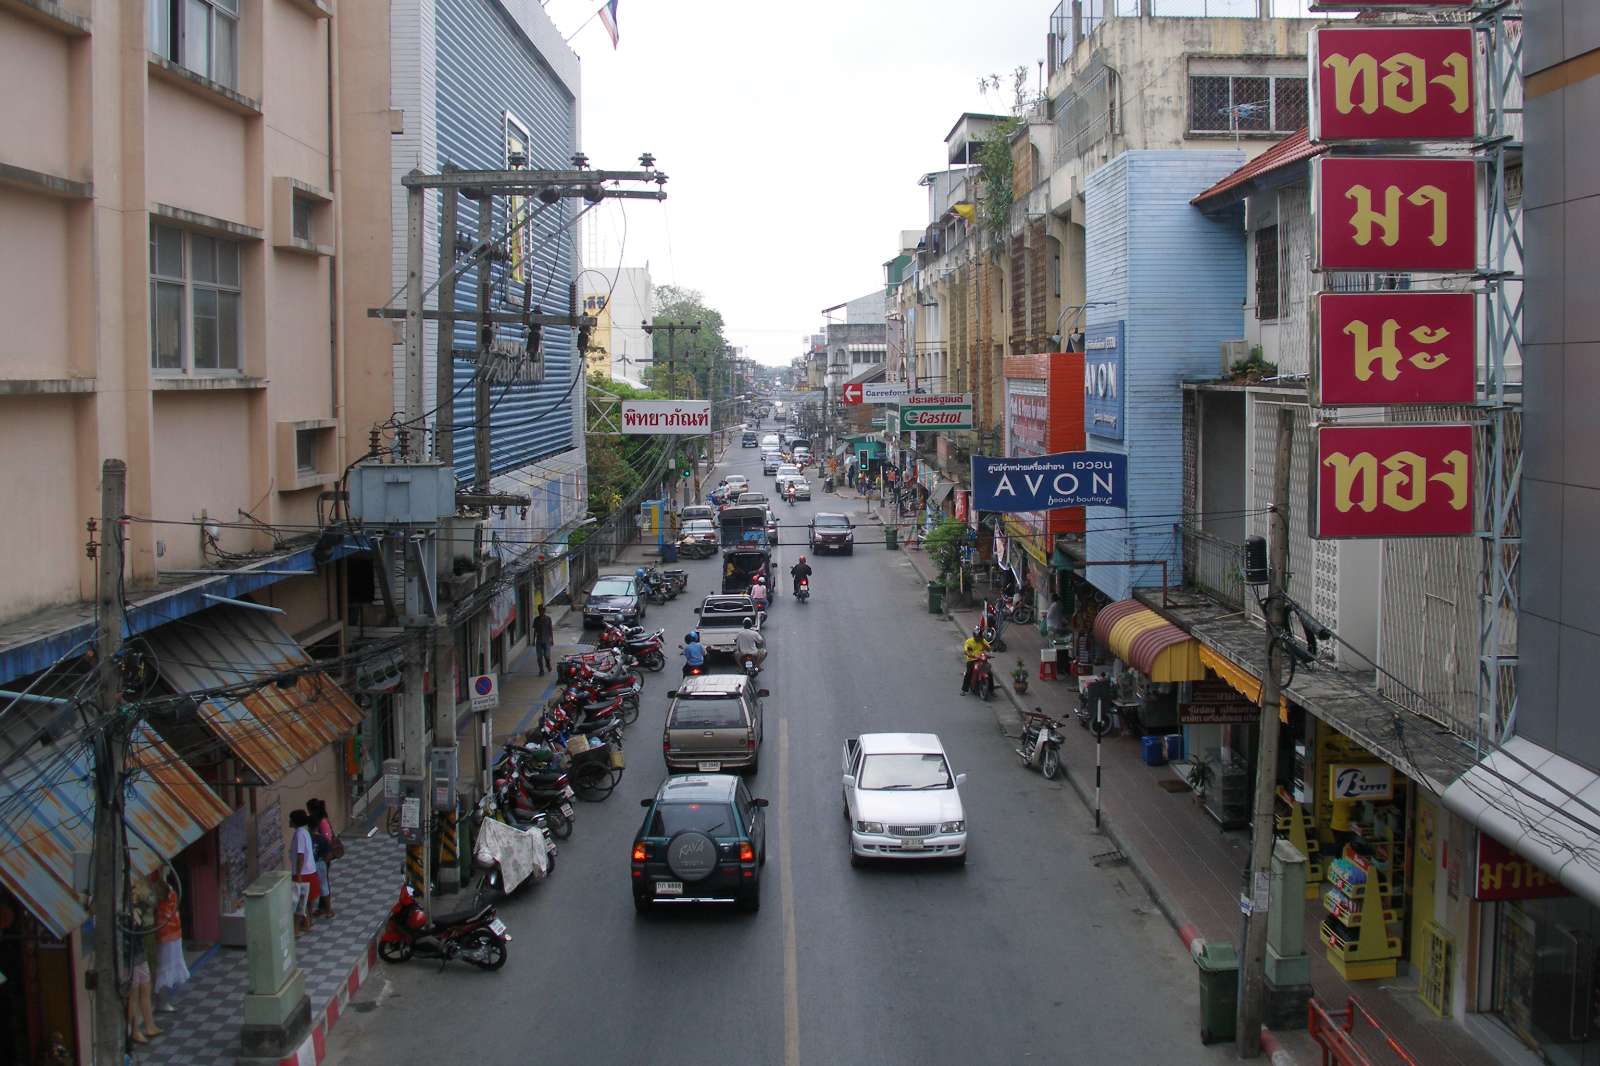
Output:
[1049, 301, 1117, 352]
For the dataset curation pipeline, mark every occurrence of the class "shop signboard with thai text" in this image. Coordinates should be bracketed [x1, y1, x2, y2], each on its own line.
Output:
[1005, 380, 1049, 543]
[1314, 157, 1477, 272]
[1311, 27, 1475, 142]
[970, 452, 1128, 511]
[1475, 832, 1570, 901]
[620, 400, 711, 435]
[1315, 424, 1473, 538]
[1315, 292, 1476, 406]
[1179, 680, 1259, 725]
[1082, 322, 1124, 441]
[899, 393, 972, 432]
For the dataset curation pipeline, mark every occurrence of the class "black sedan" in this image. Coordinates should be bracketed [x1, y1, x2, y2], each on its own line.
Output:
[583, 573, 645, 628]
[809, 512, 856, 555]
[632, 774, 768, 913]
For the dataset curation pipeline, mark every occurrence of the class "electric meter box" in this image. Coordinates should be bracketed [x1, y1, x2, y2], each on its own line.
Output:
[431, 747, 458, 811]
[346, 461, 456, 525]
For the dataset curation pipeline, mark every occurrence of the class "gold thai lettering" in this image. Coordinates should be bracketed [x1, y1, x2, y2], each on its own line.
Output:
[1343, 318, 1454, 381]
[1324, 50, 1469, 115]
[1344, 183, 1450, 247]
[1327, 448, 1467, 514]
[1480, 860, 1556, 895]
[1324, 451, 1379, 513]
[1478, 862, 1503, 894]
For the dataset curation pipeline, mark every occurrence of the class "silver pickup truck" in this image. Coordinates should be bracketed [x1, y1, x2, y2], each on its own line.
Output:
[693, 594, 765, 656]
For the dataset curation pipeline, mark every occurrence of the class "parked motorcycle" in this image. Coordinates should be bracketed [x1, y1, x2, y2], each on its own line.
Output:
[598, 624, 667, 672]
[492, 748, 574, 839]
[472, 794, 557, 903]
[1016, 709, 1064, 780]
[795, 577, 810, 603]
[377, 884, 508, 971]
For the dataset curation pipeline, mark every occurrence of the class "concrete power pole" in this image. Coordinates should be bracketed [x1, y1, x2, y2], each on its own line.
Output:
[1236, 405, 1294, 1057]
[91, 458, 128, 1065]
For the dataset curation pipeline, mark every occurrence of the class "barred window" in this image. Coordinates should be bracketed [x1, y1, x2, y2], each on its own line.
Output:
[1190, 75, 1307, 134]
[1255, 225, 1280, 322]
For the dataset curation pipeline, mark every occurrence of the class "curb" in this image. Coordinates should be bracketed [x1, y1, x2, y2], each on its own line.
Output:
[891, 543, 1300, 1063]
[277, 932, 379, 1066]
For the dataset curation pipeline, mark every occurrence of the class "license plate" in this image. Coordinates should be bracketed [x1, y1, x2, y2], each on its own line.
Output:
[488, 918, 507, 935]
[562, 786, 575, 799]
[899, 838, 925, 850]
[559, 803, 574, 817]
[655, 882, 683, 896]
[698, 761, 721, 772]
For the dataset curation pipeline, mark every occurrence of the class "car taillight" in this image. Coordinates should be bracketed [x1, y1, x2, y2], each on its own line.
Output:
[746, 733, 756, 752]
[632, 843, 647, 863]
[738, 842, 755, 863]
[663, 735, 671, 754]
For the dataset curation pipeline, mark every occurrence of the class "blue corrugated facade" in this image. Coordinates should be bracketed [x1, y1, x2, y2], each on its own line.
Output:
[1083, 151, 1246, 601]
[436, 0, 578, 479]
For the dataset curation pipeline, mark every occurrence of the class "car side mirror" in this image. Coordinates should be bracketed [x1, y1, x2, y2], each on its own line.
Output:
[692, 606, 702, 614]
[752, 798, 770, 808]
[842, 774, 855, 788]
[955, 773, 968, 787]
[640, 798, 653, 807]
[757, 688, 770, 698]
[666, 690, 678, 698]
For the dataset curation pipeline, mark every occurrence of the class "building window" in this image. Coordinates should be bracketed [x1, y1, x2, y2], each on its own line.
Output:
[295, 429, 318, 474]
[150, 223, 242, 372]
[1190, 75, 1306, 134]
[149, 0, 239, 89]
[1255, 225, 1280, 321]
[292, 197, 313, 242]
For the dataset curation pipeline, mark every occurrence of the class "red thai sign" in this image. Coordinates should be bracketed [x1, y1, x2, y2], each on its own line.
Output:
[1315, 157, 1477, 272]
[1313, 1, 1470, 9]
[1475, 833, 1569, 902]
[1315, 292, 1476, 406]
[1312, 27, 1474, 142]
[1315, 424, 1473, 538]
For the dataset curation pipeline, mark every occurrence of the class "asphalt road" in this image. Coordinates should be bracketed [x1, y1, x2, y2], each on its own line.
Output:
[326, 425, 1229, 1066]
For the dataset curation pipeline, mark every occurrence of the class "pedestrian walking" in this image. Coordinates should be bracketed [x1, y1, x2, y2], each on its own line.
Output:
[124, 880, 159, 1044]
[153, 873, 189, 1012]
[533, 603, 555, 676]
[289, 809, 319, 934]
[308, 797, 340, 918]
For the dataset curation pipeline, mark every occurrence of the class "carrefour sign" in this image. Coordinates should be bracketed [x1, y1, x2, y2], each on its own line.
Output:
[1083, 322, 1124, 442]
[899, 393, 972, 432]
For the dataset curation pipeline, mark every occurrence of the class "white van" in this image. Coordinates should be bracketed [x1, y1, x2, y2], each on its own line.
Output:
[759, 434, 780, 451]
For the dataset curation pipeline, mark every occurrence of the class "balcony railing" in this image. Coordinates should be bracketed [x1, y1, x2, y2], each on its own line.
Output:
[1179, 522, 1245, 610]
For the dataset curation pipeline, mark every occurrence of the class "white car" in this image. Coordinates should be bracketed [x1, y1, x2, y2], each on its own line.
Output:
[775, 464, 800, 484]
[789, 478, 812, 501]
[842, 733, 967, 866]
[724, 474, 748, 492]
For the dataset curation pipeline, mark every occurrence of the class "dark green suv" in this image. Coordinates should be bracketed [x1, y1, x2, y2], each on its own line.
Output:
[632, 774, 768, 914]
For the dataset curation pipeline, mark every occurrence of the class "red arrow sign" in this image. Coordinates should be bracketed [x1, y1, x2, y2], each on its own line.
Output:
[841, 383, 863, 404]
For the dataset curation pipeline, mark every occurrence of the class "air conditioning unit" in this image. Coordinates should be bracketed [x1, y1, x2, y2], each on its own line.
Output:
[1220, 339, 1248, 376]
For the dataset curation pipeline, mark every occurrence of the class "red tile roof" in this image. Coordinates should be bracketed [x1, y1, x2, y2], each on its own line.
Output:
[1190, 129, 1325, 208]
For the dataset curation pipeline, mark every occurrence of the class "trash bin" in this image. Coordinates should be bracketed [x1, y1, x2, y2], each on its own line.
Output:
[1195, 941, 1239, 1044]
[885, 527, 899, 551]
[661, 542, 679, 563]
[926, 581, 945, 615]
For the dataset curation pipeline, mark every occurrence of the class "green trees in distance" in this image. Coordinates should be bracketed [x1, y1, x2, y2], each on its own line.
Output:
[645, 285, 731, 400]
[584, 373, 666, 518]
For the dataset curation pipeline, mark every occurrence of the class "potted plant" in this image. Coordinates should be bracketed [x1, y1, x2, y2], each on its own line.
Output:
[1186, 759, 1213, 806]
[1011, 658, 1030, 694]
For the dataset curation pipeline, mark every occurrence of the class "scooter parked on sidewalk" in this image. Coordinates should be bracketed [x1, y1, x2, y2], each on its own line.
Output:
[378, 884, 508, 971]
[1016, 709, 1064, 780]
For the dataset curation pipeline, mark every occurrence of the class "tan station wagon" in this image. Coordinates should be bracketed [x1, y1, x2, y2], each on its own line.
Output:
[663, 674, 768, 775]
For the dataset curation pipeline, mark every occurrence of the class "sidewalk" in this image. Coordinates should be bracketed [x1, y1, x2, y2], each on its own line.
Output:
[868, 507, 1504, 1066]
[135, 832, 404, 1066]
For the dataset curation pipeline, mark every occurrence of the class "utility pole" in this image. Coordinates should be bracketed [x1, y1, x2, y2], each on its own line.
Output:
[1237, 405, 1294, 1057]
[434, 186, 461, 895]
[91, 458, 128, 1065]
[473, 198, 494, 492]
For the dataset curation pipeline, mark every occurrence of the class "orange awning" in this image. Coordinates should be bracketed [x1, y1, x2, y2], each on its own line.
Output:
[1198, 645, 1288, 723]
[1091, 600, 1205, 683]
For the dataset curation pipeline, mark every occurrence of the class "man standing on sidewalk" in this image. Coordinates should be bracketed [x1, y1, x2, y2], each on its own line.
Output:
[533, 603, 554, 676]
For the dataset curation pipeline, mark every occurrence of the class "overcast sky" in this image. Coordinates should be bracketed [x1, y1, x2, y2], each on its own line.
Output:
[549, 0, 1047, 366]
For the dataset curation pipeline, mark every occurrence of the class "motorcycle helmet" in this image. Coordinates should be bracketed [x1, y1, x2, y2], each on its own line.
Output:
[798, 554, 806, 564]
[686, 630, 700, 643]
[741, 617, 754, 629]
[404, 907, 428, 931]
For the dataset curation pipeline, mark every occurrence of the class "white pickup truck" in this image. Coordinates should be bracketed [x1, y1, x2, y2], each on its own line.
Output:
[841, 733, 968, 867]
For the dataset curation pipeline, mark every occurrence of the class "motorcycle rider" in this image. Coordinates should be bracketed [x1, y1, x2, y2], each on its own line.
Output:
[961, 625, 991, 694]
[750, 576, 770, 613]
[681, 630, 706, 677]
[734, 617, 766, 672]
[785, 480, 796, 506]
[789, 554, 813, 597]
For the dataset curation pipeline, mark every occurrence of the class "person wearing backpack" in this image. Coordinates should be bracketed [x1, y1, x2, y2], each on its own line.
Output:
[307, 797, 341, 918]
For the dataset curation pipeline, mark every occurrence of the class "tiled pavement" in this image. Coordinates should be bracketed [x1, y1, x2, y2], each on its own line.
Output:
[877, 511, 1507, 1066]
[132, 832, 404, 1066]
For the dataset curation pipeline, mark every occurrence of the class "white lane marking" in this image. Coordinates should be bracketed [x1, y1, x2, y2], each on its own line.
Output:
[780, 717, 800, 1066]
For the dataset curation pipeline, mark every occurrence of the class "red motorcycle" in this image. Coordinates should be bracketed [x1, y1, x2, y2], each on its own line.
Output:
[598, 624, 666, 672]
[964, 653, 996, 702]
[378, 884, 508, 970]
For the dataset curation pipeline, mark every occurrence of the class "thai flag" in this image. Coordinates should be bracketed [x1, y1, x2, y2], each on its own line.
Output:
[598, 0, 620, 48]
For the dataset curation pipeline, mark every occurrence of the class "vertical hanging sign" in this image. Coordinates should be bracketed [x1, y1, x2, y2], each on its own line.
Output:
[1313, 157, 1478, 273]
[1310, 27, 1476, 142]
[1314, 423, 1473, 538]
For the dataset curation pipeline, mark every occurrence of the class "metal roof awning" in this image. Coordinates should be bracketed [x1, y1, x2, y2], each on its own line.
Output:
[0, 725, 229, 938]
[1442, 737, 1600, 911]
[1092, 600, 1205, 684]
[147, 606, 364, 783]
[929, 480, 957, 508]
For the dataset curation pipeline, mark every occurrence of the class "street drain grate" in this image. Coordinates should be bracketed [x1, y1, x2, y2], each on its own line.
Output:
[1091, 849, 1128, 868]
[1158, 780, 1192, 794]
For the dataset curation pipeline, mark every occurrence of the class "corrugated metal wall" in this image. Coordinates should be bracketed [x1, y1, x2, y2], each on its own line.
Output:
[436, 0, 578, 479]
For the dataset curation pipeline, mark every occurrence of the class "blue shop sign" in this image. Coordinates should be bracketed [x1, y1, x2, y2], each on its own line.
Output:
[1083, 321, 1124, 442]
[970, 452, 1128, 511]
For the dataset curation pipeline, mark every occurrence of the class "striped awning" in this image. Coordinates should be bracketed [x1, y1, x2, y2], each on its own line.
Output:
[147, 606, 364, 782]
[0, 725, 230, 938]
[1198, 645, 1288, 723]
[1091, 600, 1205, 683]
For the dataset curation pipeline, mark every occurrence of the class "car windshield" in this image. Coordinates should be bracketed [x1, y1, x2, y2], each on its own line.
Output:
[815, 515, 849, 528]
[670, 697, 747, 728]
[858, 753, 952, 790]
[591, 578, 633, 596]
[777, 466, 799, 477]
[684, 521, 714, 534]
[649, 801, 732, 838]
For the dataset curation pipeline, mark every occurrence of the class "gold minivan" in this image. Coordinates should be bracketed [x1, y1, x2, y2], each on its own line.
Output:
[663, 674, 768, 775]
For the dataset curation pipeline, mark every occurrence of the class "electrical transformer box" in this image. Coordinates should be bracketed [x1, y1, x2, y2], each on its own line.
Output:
[346, 461, 457, 526]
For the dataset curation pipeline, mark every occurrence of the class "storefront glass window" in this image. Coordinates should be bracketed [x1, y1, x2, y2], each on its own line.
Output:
[1493, 895, 1600, 1065]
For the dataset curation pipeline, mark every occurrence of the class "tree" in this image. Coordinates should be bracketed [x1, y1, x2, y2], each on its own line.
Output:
[650, 286, 730, 401]
[583, 374, 669, 515]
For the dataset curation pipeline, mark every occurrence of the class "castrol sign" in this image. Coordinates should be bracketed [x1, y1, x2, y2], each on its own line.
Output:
[898, 393, 972, 432]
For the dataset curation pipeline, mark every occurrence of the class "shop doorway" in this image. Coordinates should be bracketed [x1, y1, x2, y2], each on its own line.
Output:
[1492, 895, 1600, 1066]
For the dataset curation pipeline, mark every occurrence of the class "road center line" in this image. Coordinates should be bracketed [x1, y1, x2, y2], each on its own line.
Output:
[779, 716, 800, 1066]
